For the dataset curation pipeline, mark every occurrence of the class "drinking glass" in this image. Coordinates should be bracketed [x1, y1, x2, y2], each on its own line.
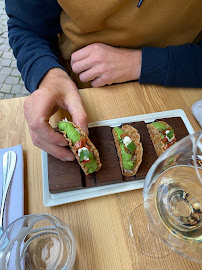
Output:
[129, 130, 202, 262]
[0, 213, 76, 270]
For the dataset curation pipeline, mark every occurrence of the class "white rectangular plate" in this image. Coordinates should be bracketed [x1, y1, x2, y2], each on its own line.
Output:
[41, 109, 195, 207]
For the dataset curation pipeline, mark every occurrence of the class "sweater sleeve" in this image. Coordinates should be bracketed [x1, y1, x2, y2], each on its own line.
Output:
[5, 0, 66, 93]
[139, 41, 202, 88]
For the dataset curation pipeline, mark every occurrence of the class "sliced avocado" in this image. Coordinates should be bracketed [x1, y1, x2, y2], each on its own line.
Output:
[150, 122, 168, 131]
[120, 144, 134, 170]
[114, 126, 124, 140]
[79, 149, 97, 173]
[85, 159, 98, 173]
[58, 121, 81, 145]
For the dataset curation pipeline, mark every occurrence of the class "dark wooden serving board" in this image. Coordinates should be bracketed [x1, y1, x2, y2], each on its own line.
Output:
[48, 117, 189, 194]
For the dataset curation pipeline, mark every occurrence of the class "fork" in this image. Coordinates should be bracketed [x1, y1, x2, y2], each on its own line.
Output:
[0, 151, 17, 237]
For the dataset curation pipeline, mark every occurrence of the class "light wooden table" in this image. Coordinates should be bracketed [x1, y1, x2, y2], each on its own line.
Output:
[0, 82, 201, 270]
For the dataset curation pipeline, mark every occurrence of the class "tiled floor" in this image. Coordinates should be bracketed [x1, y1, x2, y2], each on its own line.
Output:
[0, 0, 30, 99]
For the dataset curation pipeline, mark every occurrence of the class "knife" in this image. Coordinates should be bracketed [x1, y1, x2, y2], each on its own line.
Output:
[0, 151, 17, 233]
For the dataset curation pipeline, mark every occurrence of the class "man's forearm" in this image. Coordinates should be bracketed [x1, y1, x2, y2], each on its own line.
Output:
[5, 0, 64, 92]
[140, 41, 202, 88]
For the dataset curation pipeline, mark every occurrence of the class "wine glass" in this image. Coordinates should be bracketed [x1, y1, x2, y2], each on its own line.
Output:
[129, 130, 202, 262]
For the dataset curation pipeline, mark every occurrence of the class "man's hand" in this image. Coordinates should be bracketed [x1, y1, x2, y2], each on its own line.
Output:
[24, 68, 88, 161]
[71, 43, 142, 87]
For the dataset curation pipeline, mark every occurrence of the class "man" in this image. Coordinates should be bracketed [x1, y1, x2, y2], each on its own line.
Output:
[5, 0, 202, 161]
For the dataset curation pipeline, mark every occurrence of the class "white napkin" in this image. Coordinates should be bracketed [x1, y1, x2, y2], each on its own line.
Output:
[0, 145, 24, 230]
[192, 100, 202, 127]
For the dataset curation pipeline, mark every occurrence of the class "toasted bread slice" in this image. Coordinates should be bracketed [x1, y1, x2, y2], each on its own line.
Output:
[59, 120, 102, 175]
[147, 121, 176, 157]
[112, 125, 143, 176]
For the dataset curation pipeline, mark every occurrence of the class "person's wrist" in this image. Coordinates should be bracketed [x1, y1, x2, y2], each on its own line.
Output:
[38, 67, 78, 96]
[131, 49, 142, 81]
[39, 68, 73, 89]
[36, 67, 81, 113]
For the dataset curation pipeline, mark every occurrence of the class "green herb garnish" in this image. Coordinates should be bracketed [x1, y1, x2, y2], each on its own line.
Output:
[79, 150, 94, 162]
[167, 129, 174, 139]
[127, 142, 136, 152]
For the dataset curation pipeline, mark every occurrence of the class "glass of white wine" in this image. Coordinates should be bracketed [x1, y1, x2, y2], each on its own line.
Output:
[129, 130, 202, 262]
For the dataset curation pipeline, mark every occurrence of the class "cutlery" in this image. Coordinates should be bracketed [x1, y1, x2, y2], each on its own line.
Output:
[0, 151, 17, 237]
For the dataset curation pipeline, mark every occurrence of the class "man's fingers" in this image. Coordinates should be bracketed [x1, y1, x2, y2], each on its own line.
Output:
[26, 102, 68, 146]
[31, 131, 75, 161]
[71, 109, 89, 135]
[62, 90, 89, 135]
[23, 69, 90, 162]
[79, 66, 102, 82]
[80, 126, 89, 135]
[91, 77, 106, 88]
[30, 119, 68, 146]
[71, 58, 92, 74]
[71, 46, 91, 66]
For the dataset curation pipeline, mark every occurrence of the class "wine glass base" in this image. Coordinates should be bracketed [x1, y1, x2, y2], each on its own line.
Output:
[129, 204, 172, 258]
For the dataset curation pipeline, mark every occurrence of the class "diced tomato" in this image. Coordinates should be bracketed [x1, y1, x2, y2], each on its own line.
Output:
[74, 140, 84, 151]
[161, 137, 167, 143]
[120, 134, 127, 138]
[124, 147, 129, 153]
[164, 139, 176, 150]
[83, 144, 90, 151]
[74, 137, 89, 151]
[82, 138, 87, 144]
[81, 159, 90, 164]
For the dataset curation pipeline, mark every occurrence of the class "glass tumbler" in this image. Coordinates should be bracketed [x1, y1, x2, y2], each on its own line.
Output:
[0, 213, 76, 270]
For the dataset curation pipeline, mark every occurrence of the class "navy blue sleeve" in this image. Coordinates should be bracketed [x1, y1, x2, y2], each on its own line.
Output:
[5, 0, 66, 93]
[140, 41, 202, 88]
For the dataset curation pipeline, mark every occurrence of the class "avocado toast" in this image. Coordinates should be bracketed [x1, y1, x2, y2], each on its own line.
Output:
[112, 125, 143, 176]
[147, 121, 176, 157]
[58, 119, 102, 175]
